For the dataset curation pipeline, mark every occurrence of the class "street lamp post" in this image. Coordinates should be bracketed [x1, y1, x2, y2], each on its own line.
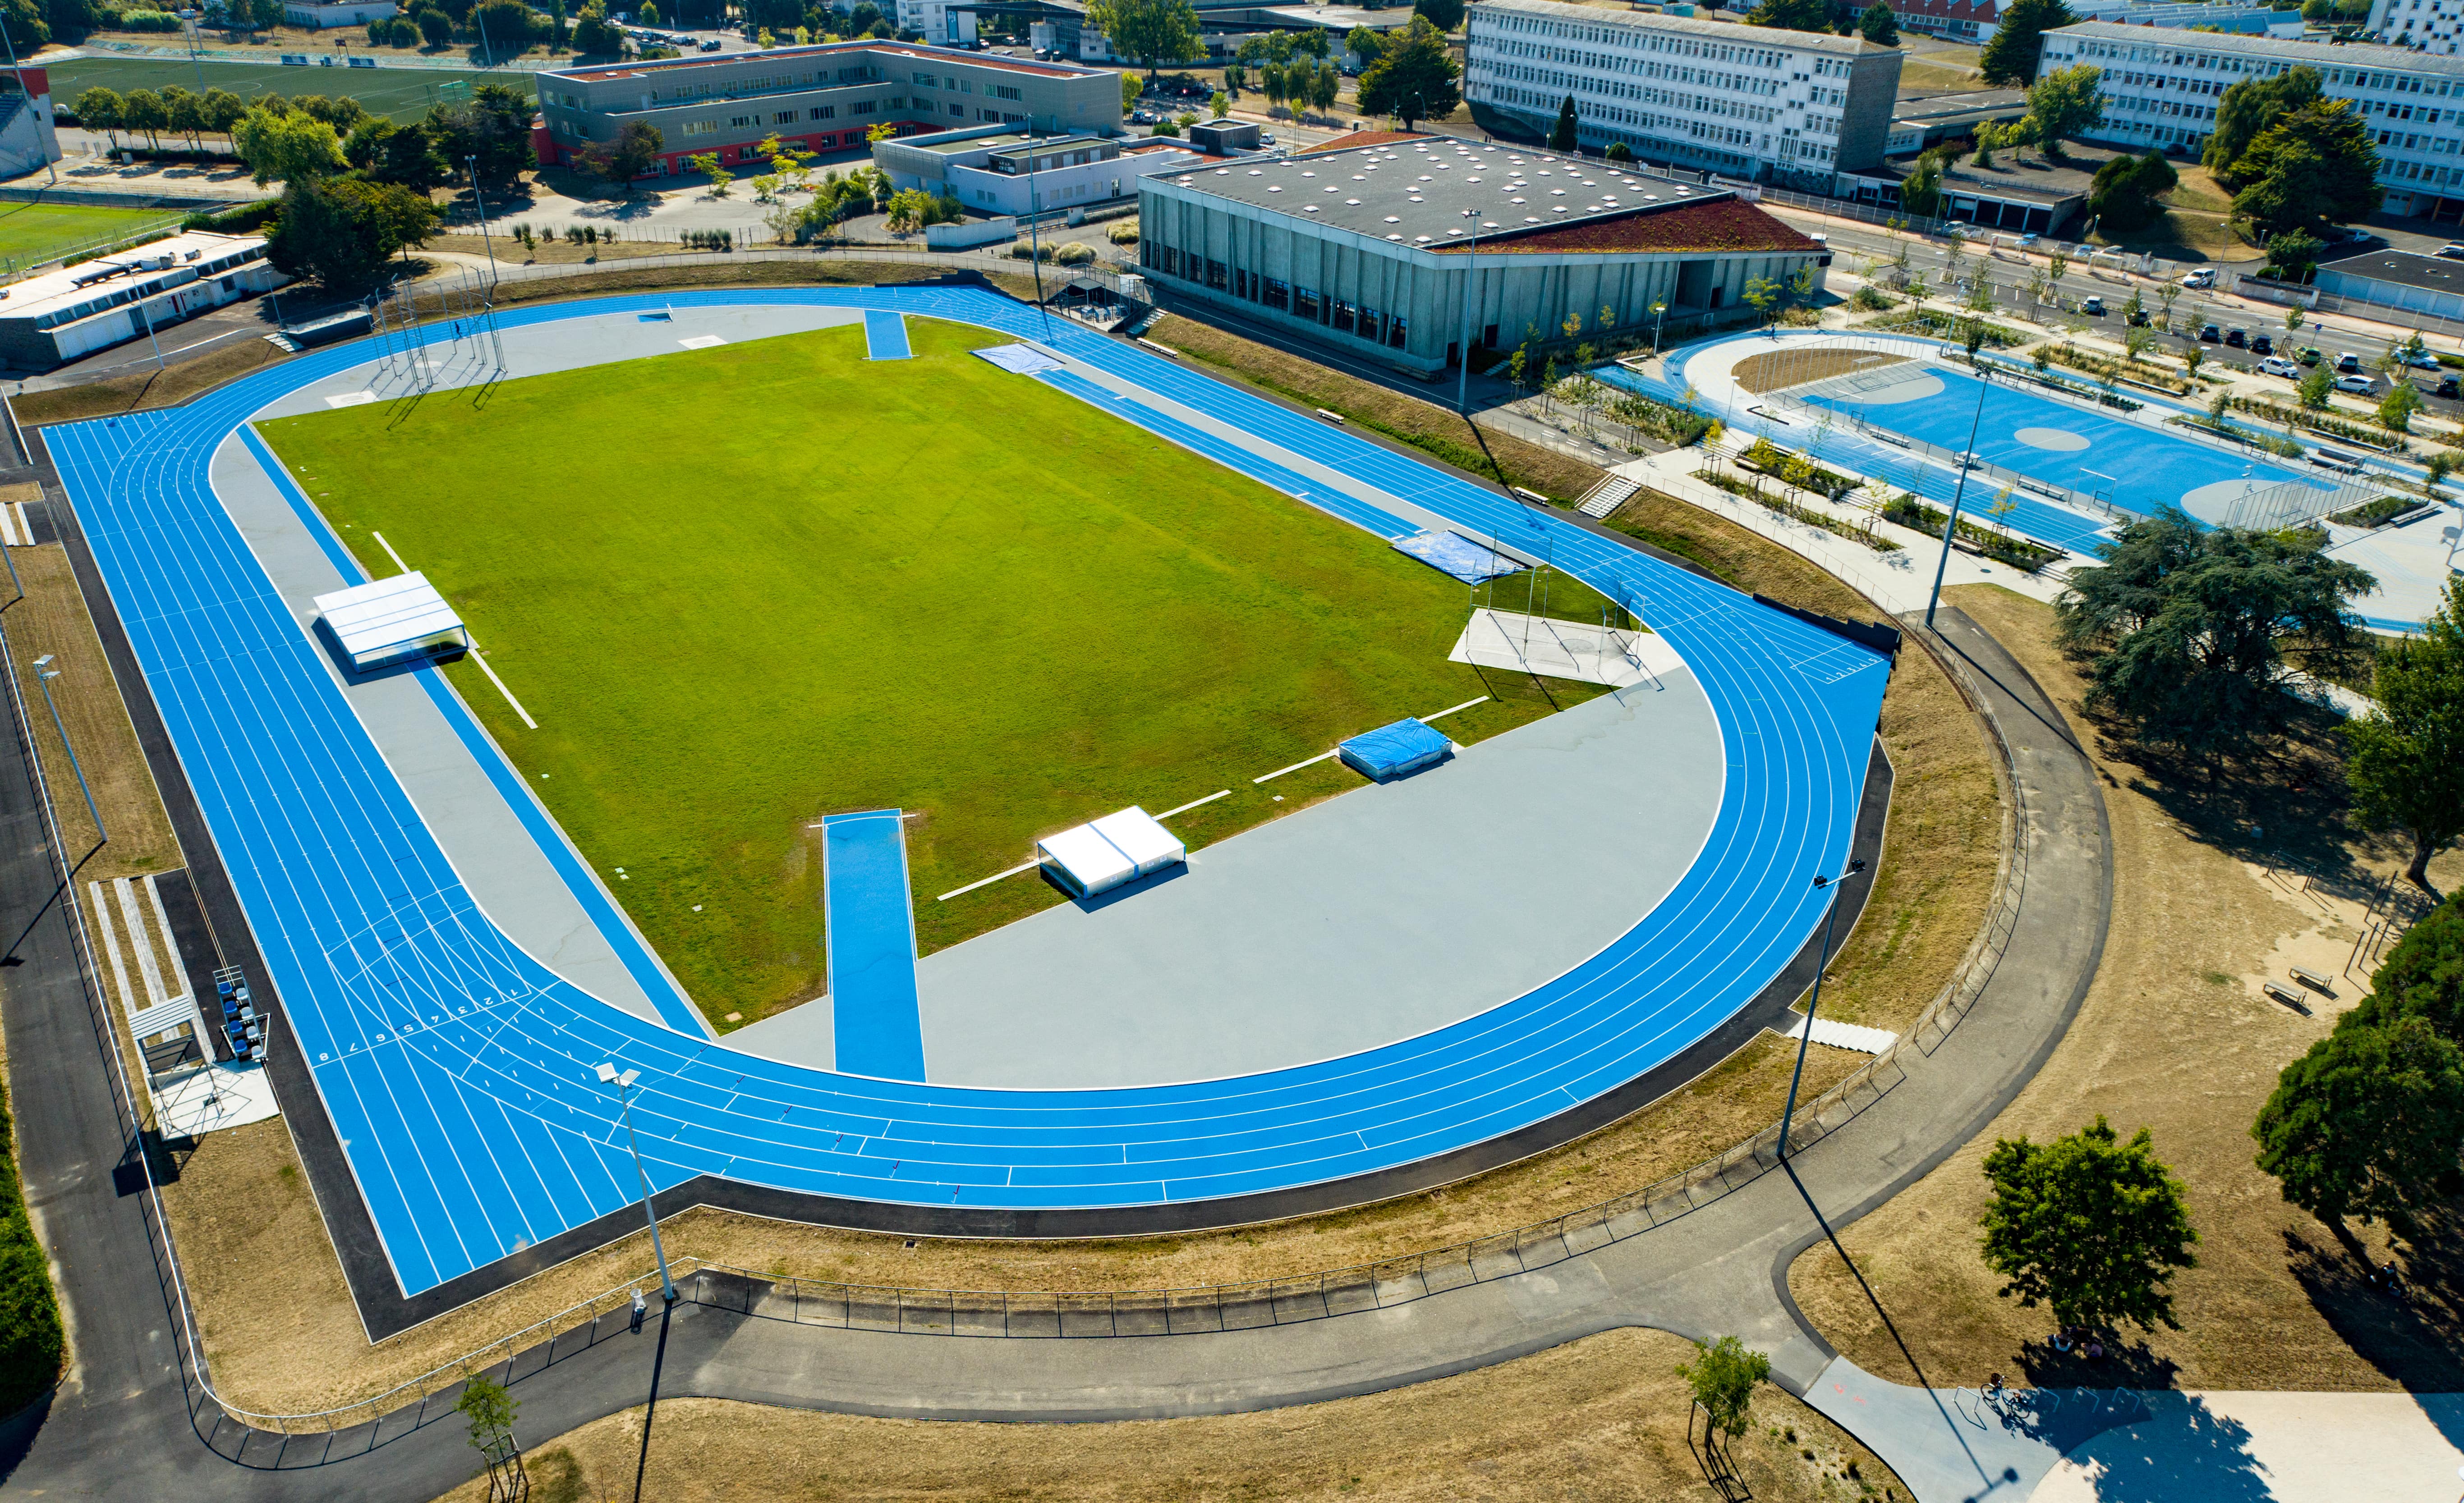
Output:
[594, 1061, 676, 1503]
[1650, 298, 1667, 355]
[1923, 354, 1995, 629]
[466, 155, 501, 294]
[1778, 857, 1866, 1161]
[29, 656, 103, 845]
[1455, 206, 1482, 416]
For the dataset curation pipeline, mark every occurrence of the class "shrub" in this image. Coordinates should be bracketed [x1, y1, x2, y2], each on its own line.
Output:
[0, 1074, 61, 1417]
[182, 198, 282, 234]
[1106, 218, 1139, 244]
[1053, 241, 1095, 266]
[114, 7, 183, 29]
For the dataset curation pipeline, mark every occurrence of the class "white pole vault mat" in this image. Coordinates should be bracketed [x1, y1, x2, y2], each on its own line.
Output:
[1393, 529, 1526, 583]
[1450, 608, 1686, 689]
[974, 343, 1067, 376]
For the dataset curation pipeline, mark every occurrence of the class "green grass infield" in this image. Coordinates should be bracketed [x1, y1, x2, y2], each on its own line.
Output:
[0, 201, 185, 273]
[257, 315, 1616, 1029]
[51, 56, 529, 124]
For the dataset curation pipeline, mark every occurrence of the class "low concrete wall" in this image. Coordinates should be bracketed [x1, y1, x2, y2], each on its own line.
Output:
[925, 215, 1019, 250]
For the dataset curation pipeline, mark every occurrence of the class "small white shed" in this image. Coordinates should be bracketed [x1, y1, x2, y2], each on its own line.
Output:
[1038, 806, 1186, 898]
[312, 571, 469, 672]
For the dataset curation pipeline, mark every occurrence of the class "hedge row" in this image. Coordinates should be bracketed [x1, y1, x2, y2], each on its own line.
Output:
[0, 1072, 61, 1418]
[181, 200, 281, 236]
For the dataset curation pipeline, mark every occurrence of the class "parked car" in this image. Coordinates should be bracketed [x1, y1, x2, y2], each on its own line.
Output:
[2252, 334, 2274, 356]
[2439, 243, 2464, 261]
[2126, 307, 2151, 326]
[2336, 350, 2363, 373]
[2260, 355, 2299, 377]
[2199, 323, 2222, 342]
[2296, 346, 2323, 365]
[2335, 373, 2377, 394]
[2225, 326, 2247, 347]
[2440, 375, 2462, 399]
[2404, 348, 2445, 370]
[699, 37, 722, 49]
[2082, 295, 2106, 316]
[2181, 267, 2217, 288]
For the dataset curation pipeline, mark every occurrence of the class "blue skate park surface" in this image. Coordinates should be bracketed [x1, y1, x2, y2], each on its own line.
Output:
[47, 286, 1889, 1305]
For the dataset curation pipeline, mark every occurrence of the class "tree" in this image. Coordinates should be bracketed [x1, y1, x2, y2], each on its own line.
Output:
[72, 85, 123, 149]
[2087, 149, 2175, 234]
[429, 83, 536, 188]
[1605, 140, 1632, 163]
[1121, 71, 1141, 111]
[1979, 0, 2074, 85]
[1412, 0, 1464, 32]
[2346, 578, 2464, 891]
[1085, 0, 1200, 79]
[1980, 1116, 2198, 1333]
[1209, 88, 1229, 119]
[2298, 363, 2332, 409]
[1745, 0, 1827, 27]
[122, 87, 165, 150]
[2380, 380, 2424, 433]
[2057, 509, 2376, 758]
[2229, 101, 2383, 239]
[201, 87, 247, 147]
[345, 118, 451, 190]
[2264, 228, 2324, 282]
[265, 177, 439, 290]
[685, 148, 732, 193]
[232, 106, 347, 187]
[417, 5, 453, 46]
[638, 0, 659, 22]
[2204, 64, 2320, 186]
[457, 1372, 523, 1488]
[2254, 1014, 2464, 1237]
[1549, 93, 1577, 152]
[2026, 64, 2104, 159]
[572, 5, 623, 52]
[1357, 16, 1459, 129]
[584, 120, 664, 190]
[884, 186, 936, 233]
[1741, 275, 1780, 324]
[1677, 1335, 1771, 1441]
[1310, 60, 1340, 114]
[1294, 27, 1329, 57]
[163, 87, 205, 152]
[1856, 0, 1898, 41]
[1899, 149, 1945, 218]
[1346, 23, 1382, 61]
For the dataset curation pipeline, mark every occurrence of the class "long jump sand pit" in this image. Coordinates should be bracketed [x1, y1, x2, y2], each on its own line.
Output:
[1731, 346, 1909, 394]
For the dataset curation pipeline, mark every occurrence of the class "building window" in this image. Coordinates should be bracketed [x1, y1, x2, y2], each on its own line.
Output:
[1232, 268, 1249, 299]
[852, 101, 878, 114]
[1162, 246, 1183, 276]
[989, 82, 1022, 101]
[1359, 307, 1383, 342]
[1331, 299, 1356, 333]
[1263, 277, 1289, 311]
[950, 103, 965, 115]
[811, 106, 835, 119]
[1296, 284, 1321, 321]
[730, 115, 751, 127]
[915, 70, 936, 85]
[1206, 258, 1228, 290]
[775, 111, 798, 124]
[1388, 314, 1407, 350]
[682, 119, 718, 136]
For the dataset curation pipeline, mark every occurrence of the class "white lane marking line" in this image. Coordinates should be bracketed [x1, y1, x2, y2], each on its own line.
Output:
[371, 531, 409, 575]
[1152, 788, 1230, 820]
[0, 504, 21, 547]
[1253, 748, 1339, 784]
[936, 858, 1039, 903]
[678, 335, 726, 349]
[325, 390, 377, 408]
[1418, 695, 1489, 724]
[469, 646, 538, 730]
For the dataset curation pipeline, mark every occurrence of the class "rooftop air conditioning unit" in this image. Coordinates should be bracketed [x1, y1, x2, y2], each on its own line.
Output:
[183, 248, 202, 261]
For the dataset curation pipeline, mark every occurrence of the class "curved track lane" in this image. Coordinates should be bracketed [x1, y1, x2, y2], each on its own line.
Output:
[47, 288, 1889, 1299]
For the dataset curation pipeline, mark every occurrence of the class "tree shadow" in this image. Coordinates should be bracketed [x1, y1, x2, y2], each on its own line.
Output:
[2064, 1395, 2272, 1503]
[2013, 1333, 2182, 1396]
[2282, 1214, 2464, 1396]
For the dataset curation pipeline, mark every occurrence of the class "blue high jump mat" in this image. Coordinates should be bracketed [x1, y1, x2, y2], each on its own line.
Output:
[1340, 718, 1453, 782]
[1393, 529, 1524, 584]
[822, 810, 927, 1079]
[864, 309, 912, 361]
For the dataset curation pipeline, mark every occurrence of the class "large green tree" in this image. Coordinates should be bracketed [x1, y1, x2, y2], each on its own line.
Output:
[1084, 0, 1200, 80]
[1413, 0, 1464, 32]
[2204, 64, 2321, 186]
[1979, 0, 2074, 86]
[2253, 1014, 2464, 1238]
[1980, 1116, 2199, 1333]
[2347, 578, 2464, 892]
[1549, 93, 1577, 151]
[1746, 0, 1828, 28]
[1857, 0, 1899, 42]
[2087, 148, 2175, 233]
[1358, 16, 1460, 130]
[2229, 100, 2384, 238]
[344, 117, 451, 191]
[2056, 509, 2377, 760]
[430, 82, 538, 188]
[584, 120, 666, 191]
[71, 85, 121, 148]
[2026, 63, 2105, 158]
[266, 177, 440, 291]
[232, 105, 348, 187]
[1677, 1336, 1771, 1440]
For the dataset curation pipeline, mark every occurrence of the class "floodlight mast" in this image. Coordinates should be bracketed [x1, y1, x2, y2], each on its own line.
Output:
[596, 1059, 676, 1503]
[1778, 858, 1866, 1161]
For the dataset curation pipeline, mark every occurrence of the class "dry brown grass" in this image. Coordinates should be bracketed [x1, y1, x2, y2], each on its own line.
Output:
[426, 1329, 1903, 1503]
[1789, 583, 2464, 1394]
[1148, 313, 1610, 503]
[15, 339, 296, 426]
[1731, 348, 1908, 397]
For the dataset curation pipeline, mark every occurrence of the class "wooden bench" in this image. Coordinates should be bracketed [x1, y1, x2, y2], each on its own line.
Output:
[2262, 980, 2308, 1010]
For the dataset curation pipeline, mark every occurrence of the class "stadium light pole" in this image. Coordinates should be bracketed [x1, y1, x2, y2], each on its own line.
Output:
[1922, 344, 1994, 630]
[594, 1061, 676, 1503]
[1455, 206, 1481, 416]
[29, 656, 103, 846]
[465, 155, 501, 295]
[1778, 857, 1865, 1163]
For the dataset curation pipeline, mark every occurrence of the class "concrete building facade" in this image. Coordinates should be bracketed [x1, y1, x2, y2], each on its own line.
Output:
[2038, 21, 2464, 220]
[533, 42, 1122, 178]
[1462, 0, 1903, 193]
[2369, 0, 2464, 56]
[874, 124, 1209, 214]
[1888, 0, 2298, 43]
[0, 232, 280, 370]
[1137, 135, 1827, 376]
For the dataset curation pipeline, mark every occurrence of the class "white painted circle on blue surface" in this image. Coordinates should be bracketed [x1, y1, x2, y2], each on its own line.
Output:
[2013, 426, 2089, 453]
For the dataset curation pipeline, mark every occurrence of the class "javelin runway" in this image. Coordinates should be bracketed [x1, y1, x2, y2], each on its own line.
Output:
[45, 286, 1888, 1309]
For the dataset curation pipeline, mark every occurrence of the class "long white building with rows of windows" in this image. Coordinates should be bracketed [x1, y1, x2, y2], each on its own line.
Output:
[1462, 0, 1903, 192]
[2039, 21, 2464, 221]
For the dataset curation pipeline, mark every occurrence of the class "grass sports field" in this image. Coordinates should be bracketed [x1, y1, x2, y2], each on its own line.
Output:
[257, 317, 1614, 1029]
[48, 57, 529, 123]
[0, 201, 182, 272]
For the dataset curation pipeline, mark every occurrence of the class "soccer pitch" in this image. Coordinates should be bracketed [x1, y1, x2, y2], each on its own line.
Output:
[256, 317, 1614, 1028]
[0, 201, 183, 272]
[48, 56, 529, 124]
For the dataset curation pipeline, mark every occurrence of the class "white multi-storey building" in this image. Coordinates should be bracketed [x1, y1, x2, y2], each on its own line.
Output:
[892, 0, 976, 46]
[1462, 0, 1903, 192]
[2369, 0, 2464, 55]
[2039, 21, 2464, 221]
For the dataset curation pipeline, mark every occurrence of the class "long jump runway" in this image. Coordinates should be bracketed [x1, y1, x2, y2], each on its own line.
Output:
[45, 286, 1889, 1319]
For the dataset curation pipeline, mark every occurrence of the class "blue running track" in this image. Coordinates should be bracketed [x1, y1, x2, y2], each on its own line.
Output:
[48, 288, 1888, 1299]
[821, 811, 926, 1081]
[864, 308, 911, 360]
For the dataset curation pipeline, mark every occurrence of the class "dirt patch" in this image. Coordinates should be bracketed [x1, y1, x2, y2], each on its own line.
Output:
[1148, 312, 1611, 504]
[15, 339, 295, 426]
[425, 1329, 1903, 1503]
[1731, 348, 1909, 396]
[1787, 582, 2464, 1395]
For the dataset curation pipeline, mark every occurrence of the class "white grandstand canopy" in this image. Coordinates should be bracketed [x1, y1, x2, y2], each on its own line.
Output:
[312, 571, 469, 671]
